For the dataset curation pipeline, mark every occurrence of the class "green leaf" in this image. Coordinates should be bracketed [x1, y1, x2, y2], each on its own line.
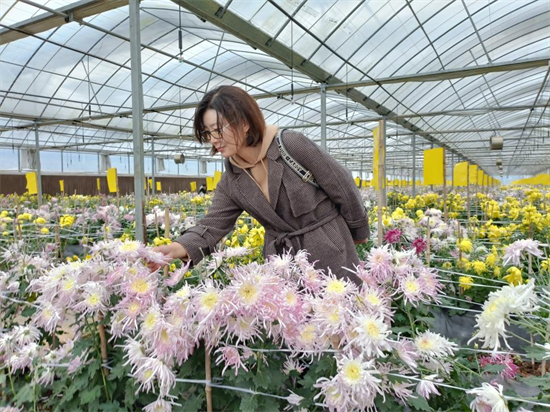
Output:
[14, 383, 35, 406]
[21, 306, 36, 317]
[393, 326, 413, 334]
[124, 379, 137, 406]
[173, 393, 204, 412]
[520, 376, 550, 388]
[240, 395, 258, 412]
[109, 362, 129, 380]
[98, 401, 123, 412]
[407, 394, 431, 411]
[81, 385, 101, 405]
[258, 396, 282, 412]
[253, 370, 271, 390]
[482, 364, 506, 373]
[416, 316, 435, 326]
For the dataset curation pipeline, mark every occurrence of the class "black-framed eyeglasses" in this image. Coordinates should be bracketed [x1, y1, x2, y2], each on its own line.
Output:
[199, 120, 234, 142]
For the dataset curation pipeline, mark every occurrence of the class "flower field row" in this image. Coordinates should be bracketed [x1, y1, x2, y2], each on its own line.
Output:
[1, 187, 550, 411]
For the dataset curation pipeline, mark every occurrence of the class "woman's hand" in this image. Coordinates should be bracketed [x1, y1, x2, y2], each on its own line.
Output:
[353, 239, 367, 245]
[149, 242, 189, 272]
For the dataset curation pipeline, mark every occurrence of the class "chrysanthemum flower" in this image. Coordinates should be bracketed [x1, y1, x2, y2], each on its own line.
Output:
[215, 346, 249, 376]
[416, 374, 441, 400]
[469, 279, 538, 350]
[73, 281, 108, 316]
[414, 331, 457, 360]
[503, 239, 543, 266]
[458, 239, 473, 253]
[411, 237, 427, 254]
[13, 325, 41, 346]
[348, 314, 391, 358]
[384, 228, 402, 244]
[467, 382, 508, 412]
[358, 286, 392, 321]
[32, 302, 63, 333]
[398, 275, 426, 306]
[143, 397, 172, 412]
[323, 275, 356, 301]
[134, 356, 175, 396]
[366, 245, 394, 283]
[479, 354, 518, 380]
[503, 267, 523, 286]
[393, 338, 419, 370]
[459, 276, 474, 290]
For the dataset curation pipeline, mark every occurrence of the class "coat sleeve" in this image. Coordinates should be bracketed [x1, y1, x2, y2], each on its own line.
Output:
[283, 131, 370, 241]
[175, 176, 243, 267]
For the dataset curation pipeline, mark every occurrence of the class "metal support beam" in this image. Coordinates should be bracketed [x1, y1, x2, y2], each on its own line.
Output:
[412, 134, 416, 196]
[0, 0, 129, 45]
[151, 136, 156, 195]
[171, 0, 482, 171]
[377, 117, 387, 246]
[129, 0, 145, 243]
[320, 83, 327, 150]
[34, 122, 42, 206]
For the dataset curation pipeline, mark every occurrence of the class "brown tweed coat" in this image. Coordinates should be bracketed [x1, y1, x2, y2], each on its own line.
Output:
[175, 130, 369, 283]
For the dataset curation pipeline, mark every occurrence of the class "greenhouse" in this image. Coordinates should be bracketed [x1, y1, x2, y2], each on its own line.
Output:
[0, 0, 550, 411]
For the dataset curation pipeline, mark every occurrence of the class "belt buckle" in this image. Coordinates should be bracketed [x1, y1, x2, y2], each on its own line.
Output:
[302, 171, 312, 182]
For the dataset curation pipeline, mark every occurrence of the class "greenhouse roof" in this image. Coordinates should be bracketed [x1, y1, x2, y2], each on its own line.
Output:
[0, 0, 549, 178]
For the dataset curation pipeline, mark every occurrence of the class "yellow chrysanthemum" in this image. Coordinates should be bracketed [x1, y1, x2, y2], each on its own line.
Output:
[459, 276, 474, 290]
[458, 239, 473, 253]
[60, 215, 75, 227]
[472, 261, 487, 275]
[504, 267, 523, 286]
[153, 237, 172, 246]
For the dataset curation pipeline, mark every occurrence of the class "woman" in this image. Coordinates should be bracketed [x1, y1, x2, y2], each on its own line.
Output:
[154, 86, 369, 284]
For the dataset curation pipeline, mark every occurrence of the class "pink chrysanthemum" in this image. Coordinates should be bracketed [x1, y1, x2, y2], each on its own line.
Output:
[366, 245, 394, 283]
[411, 237, 427, 254]
[215, 346, 249, 376]
[384, 228, 402, 245]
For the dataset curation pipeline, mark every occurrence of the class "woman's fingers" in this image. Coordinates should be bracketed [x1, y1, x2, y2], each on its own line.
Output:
[149, 243, 189, 274]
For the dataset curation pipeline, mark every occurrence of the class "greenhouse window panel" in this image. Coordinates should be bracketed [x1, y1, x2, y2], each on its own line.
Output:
[0, 0, 129, 45]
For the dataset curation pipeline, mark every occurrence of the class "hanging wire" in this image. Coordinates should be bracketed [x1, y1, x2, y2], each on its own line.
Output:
[178, 2, 184, 63]
[87, 55, 92, 120]
[11, 118, 14, 151]
[344, 63, 349, 122]
[290, 20, 294, 104]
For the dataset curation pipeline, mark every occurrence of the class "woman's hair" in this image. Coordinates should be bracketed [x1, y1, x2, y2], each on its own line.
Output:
[193, 86, 265, 153]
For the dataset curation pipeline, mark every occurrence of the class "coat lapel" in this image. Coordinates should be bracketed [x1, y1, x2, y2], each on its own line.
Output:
[234, 171, 294, 232]
[231, 138, 294, 232]
[267, 158, 283, 210]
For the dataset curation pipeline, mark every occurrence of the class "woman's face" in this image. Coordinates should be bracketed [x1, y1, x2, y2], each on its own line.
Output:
[202, 109, 242, 158]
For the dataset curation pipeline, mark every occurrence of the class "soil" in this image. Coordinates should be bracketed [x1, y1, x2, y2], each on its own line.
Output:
[517, 361, 545, 377]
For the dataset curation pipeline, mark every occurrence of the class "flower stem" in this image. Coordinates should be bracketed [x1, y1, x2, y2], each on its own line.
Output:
[84, 315, 111, 402]
[7, 363, 16, 398]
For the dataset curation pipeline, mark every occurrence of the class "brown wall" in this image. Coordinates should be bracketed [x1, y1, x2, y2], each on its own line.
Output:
[0, 173, 207, 196]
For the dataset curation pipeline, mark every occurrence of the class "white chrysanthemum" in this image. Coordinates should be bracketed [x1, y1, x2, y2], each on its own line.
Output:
[224, 246, 252, 258]
[13, 325, 41, 346]
[470, 279, 538, 350]
[118, 240, 142, 257]
[414, 331, 457, 360]
[143, 397, 172, 412]
[197, 287, 220, 314]
[339, 356, 380, 388]
[349, 314, 391, 357]
[416, 374, 441, 400]
[134, 357, 175, 396]
[467, 383, 509, 412]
